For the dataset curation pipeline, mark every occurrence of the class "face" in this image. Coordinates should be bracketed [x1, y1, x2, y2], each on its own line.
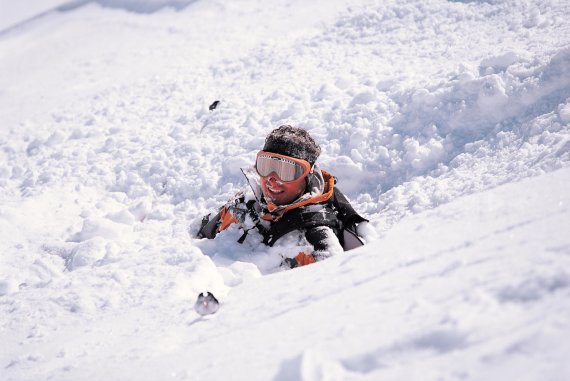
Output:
[260, 173, 307, 205]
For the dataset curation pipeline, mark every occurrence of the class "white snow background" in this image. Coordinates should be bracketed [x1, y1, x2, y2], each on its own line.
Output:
[1, 0, 570, 380]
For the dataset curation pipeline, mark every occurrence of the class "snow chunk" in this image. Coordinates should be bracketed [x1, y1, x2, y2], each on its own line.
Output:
[476, 75, 508, 113]
[129, 199, 152, 222]
[69, 217, 133, 242]
[403, 137, 446, 172]
[0, 278, 19, 296]
[275, 350, 344, 381]
[350, 91, 376, 106]
[559, 103, 570, 123]
[105, 209, 136, 225]
[313, 84, 338, 101]
[66, 238, 110, 271]
[218, 262, 261, 287]
[480, 52, 520, 72]
[326, 155, 363, 194]
[45, 131, 65, 146]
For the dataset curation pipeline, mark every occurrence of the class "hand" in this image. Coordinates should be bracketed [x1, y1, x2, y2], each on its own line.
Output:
[281, 252, 316, 269]
[281, 257, 298, 269]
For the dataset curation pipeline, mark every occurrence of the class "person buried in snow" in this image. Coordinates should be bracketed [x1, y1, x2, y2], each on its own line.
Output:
[197, 125, 371, 269]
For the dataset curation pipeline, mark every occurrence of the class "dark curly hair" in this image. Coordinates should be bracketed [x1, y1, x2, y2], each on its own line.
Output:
[262, 125, 321, 165]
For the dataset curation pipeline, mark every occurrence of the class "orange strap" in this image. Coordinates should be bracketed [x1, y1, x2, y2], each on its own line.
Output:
[262, 170, 336, 221]
[218, 207, 238, 232]
[294, 252, 316, 266]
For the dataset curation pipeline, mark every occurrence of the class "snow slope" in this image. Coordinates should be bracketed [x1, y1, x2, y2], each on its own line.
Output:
[4, 167, 570, 381]
[1, 0, 569, 380]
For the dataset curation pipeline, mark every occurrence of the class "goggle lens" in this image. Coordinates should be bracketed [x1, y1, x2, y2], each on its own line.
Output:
[256, 154, 307, 182]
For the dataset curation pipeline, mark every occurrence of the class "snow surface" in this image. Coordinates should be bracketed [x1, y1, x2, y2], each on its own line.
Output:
[1, 0, 569, 380]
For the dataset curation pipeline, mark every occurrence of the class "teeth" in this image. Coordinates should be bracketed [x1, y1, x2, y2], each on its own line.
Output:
[268, 186, 283, 193]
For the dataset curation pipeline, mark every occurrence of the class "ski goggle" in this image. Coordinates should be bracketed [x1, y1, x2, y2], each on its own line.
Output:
[255, 151, 312, 182]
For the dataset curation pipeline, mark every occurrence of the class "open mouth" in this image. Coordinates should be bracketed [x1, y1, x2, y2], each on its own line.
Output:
[267, 186, 284, 194]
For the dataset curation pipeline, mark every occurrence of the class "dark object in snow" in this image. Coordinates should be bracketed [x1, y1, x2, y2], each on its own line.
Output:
[194, 291, 219, 315]
[263, 125, 321, 165]
[281, 257, 298, 269]
[209, 100, 220, 111]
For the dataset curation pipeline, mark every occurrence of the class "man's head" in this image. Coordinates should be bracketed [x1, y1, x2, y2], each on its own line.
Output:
[257, 125, 321, 205]
[262, 125, 321, 166]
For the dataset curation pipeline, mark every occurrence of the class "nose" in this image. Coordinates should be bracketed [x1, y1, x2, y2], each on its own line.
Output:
[266, 173, 281, 185]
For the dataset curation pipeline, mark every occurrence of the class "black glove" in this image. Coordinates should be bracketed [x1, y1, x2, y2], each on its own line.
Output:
[281, 257, 298, 269]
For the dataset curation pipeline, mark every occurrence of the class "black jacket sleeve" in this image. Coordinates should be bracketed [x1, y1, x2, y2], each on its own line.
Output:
[196, 211, 222, 239]
[304, 226, 343, 260]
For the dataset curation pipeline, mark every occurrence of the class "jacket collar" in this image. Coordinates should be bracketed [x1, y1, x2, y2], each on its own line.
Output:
[241, 164, 335, 221]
